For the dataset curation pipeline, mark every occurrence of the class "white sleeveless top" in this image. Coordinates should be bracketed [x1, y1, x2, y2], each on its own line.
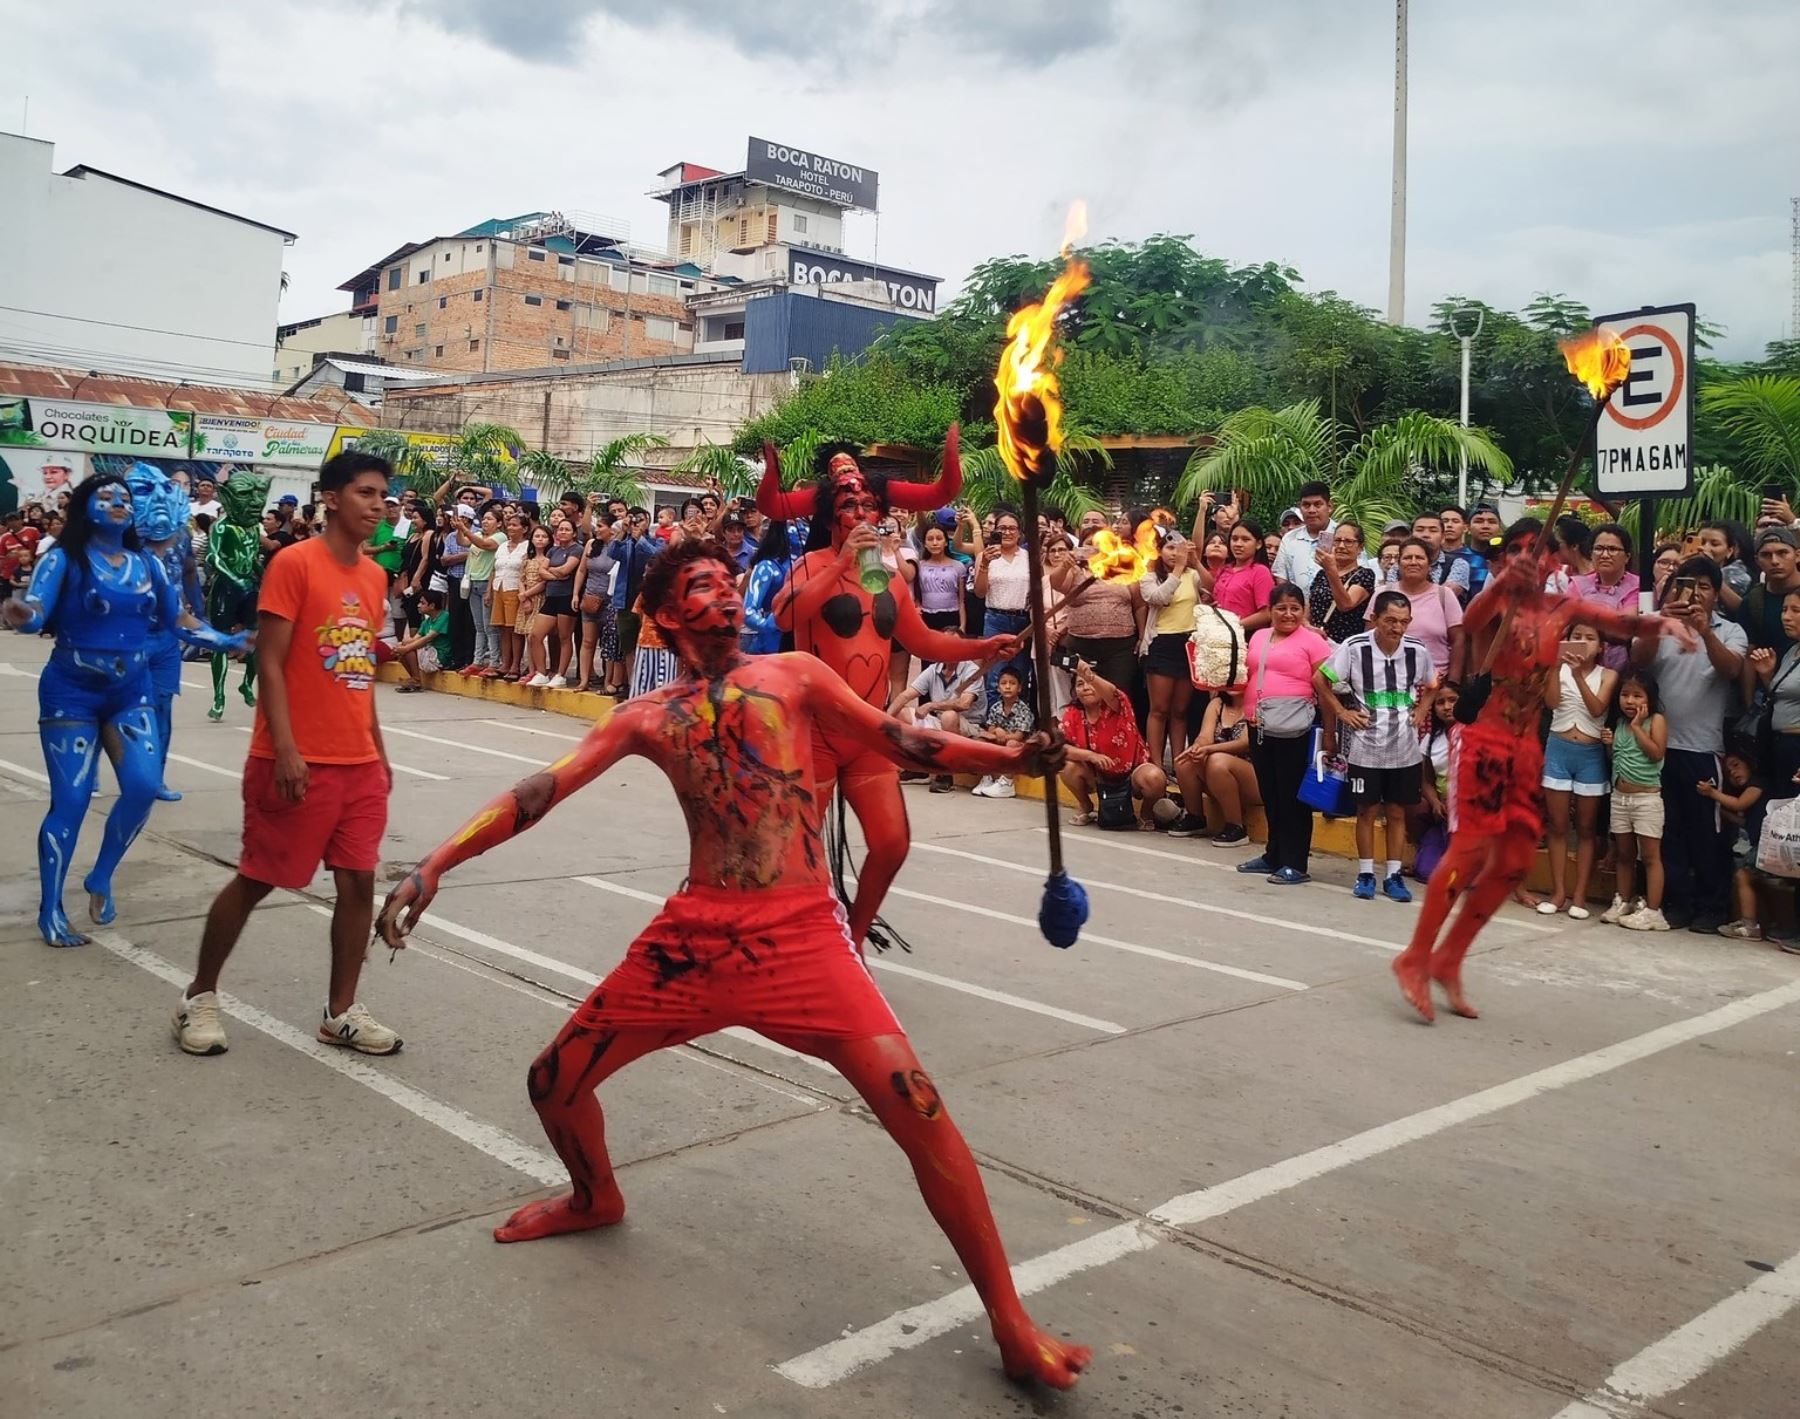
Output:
[1550, 663, 1607, 737]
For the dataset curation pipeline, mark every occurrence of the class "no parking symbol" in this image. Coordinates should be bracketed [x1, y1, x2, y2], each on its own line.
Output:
[1593, 303, 1695, 496]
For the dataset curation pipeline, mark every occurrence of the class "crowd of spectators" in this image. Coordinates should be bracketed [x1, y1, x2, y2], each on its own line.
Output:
[9, 457, 1800, 948]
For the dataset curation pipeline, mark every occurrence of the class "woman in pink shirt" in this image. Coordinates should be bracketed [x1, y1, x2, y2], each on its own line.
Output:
[1569, 522, 1640, 671]
[1371, 538, 1465, 682]
[1210, 520, 1275, 631]
[1239, 583, 1332, 884]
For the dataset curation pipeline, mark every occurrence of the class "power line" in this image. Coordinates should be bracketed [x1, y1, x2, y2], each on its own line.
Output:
[0, 304, 282, 350]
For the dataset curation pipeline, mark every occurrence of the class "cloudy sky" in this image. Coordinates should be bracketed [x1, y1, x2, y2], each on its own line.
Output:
[5, 0, 1797, 361]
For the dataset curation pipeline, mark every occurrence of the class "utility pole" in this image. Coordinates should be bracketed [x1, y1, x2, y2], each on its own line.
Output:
[1387, 0, 1408, 326]
[1450, 307, 1484, 507]
[1791, 196, 1799, 339]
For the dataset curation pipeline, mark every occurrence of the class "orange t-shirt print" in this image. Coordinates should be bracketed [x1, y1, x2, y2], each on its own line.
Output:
[248, 538, 389, 765]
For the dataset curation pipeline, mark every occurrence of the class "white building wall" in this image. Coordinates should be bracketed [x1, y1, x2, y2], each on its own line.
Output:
[273, 309, 373, 385]
[0, 132, 291, 386]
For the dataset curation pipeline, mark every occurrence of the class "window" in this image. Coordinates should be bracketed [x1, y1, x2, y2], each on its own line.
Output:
[414, 323, 426, 337]
[648, 275, 677, 296]
[473, 288, 484, 302]
[383, 315, 398, 333]
[417, 269, 430, 284]
[724, 320, 745, 341]
[555, 299, 571, 311]
[793, 213, 808, 233]
[443, 252, 451, 262]
[610, 266, 630, 291]
[558, 254, 573, 267]
[343, 371, 366, 393]
[406, 349, 421, 361]
[475, 242, 483, 252]
[552, 349, 570, 361]
[554, 335, 565, 347]
[387, 268, 401, 291]
[435, 345, 444, 357]
[468, 338, 480, 351]
[527, 248, 546, 263]
[644, 315, 676, 343]
[438, 296, 447, 309]
[523, 294, 542, 306]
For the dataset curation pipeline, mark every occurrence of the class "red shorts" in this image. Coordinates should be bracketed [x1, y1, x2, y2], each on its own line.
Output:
[809, 726, 895, 795]
[239, 756, 389, 888]
[571, 885, 903, 1046]
[1448, 723, 1544, 840]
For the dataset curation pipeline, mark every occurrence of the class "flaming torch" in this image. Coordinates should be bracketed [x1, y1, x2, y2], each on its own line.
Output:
[991, 205, 1093, 948]
[1457, 325, 1634, 722]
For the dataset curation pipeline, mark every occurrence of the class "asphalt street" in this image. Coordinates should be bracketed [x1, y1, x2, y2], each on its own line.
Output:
[2, 636, 1796, 1419]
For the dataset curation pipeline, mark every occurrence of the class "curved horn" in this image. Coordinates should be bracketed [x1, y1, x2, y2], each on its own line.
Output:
[755, 441, 811, 520]
[885, 421, 964, 513]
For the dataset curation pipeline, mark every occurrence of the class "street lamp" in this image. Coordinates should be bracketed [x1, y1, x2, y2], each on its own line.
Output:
[1448, 306, 1485, 507]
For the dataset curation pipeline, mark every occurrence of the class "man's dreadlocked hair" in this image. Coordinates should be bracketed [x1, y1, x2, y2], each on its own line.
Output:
[805, 442, 891, 553]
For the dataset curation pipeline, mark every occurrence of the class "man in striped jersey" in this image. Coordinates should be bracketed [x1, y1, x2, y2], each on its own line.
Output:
[1316, 590, 1436, 903]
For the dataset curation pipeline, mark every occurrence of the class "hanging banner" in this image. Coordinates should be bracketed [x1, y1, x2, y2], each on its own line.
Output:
[0, 448, 86, 512]
[0, 398, 192, 456]
[193, 415, 336, 468]
[328, 426, 456, 467]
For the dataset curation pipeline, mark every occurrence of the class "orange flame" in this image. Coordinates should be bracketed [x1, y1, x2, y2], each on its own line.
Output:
[1559, 326, 1632, 399]
[1087, 520, 1161, 583]
[993, 205, 1092, 482]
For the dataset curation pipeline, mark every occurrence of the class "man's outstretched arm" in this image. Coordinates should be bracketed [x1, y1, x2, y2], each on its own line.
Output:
[377, 708, 644, 946]
[891, 574, 1015, 664]
[801, 655, 1060, 781]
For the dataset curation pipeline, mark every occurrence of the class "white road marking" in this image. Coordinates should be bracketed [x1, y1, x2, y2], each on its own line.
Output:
[166, 751, 240, 780]
[226, 726, 448, 780]
[91, 929, 563, 1186]
[480, 718, 586, 742]
[1549, 1248, 1800, 1418]
[0, 755, 51, 785]
[373, 894, 837, 1075]
[912, 840, 1408, 953]
[774, 977, 1800, 1388]
[0, 663, 42, 679]
[575, 875, 1126, 1035]
[887, 885, 1310, 992]
[1045, 828, 1561, 935]
[383, 725, 548, 766]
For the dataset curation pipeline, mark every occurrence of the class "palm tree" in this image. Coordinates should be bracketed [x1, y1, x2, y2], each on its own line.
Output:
[957, 431, 1112, 520]
[1175, 399, 1512, 531]
[571, 432, 670, 508]
[1704, 374, 1800, 487]
[345, 429, 442, 495]
[673, 439, 758, 499]
[445, 420, 528, 494]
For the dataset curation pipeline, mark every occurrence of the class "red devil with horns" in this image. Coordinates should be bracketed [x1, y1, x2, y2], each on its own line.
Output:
[764, 423, 1025, 949]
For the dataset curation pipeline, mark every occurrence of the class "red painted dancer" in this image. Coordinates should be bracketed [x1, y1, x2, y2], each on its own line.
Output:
[377, 539, 1089, 1389]
[762, 426, 1021, 947]
[1392, 520, 1693, 1021]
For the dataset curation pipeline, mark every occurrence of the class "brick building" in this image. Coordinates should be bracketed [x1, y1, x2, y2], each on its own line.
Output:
[340, 213, 728, 377]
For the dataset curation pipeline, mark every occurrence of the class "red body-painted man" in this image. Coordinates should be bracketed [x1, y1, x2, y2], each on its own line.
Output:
[760, 426, 1020, 947]
[376, 539, 1089, 1390]
[1392, 521, 1693, 1022]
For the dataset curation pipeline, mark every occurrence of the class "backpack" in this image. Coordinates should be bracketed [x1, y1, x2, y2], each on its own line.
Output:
[1187, 604, 1248, 691]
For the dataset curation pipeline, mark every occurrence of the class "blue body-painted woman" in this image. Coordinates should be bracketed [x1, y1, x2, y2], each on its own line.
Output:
[3, 474, 248, 946]
[123, 462, 205, 802]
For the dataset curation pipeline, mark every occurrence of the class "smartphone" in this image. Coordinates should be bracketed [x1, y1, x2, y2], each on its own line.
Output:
[1049, 647, 1083, 674]
[1667, 576, 1697, 607]
[1765, 483, 1788, 504]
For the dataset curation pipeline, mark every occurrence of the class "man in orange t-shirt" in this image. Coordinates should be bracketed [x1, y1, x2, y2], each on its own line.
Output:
[174, 452, 404, 1059]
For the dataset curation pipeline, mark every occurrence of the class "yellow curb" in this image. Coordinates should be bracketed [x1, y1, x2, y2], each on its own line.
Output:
[377, 663, 619, 726]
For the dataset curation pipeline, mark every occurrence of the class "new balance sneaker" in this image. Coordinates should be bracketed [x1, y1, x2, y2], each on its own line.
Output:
[172, 991, 228, 1056]
[1212, 823, 1249, 847]
[986, 775, 1016, 799]
[1166, 813, 1209, 838]
[1381, 873, 1413, 904]
[319, 1003, 403, 1055]
[1621, 906, 1671, 932]
[1352, 872, 1377, 900]
[1715, 918, 1761, 940]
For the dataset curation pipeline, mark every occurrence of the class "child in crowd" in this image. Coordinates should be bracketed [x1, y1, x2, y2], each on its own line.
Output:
[1407, 682, 1459, 879]
[514, 524, 550, 682]
[1540, 621, 1616, 918]
[972, 666, 1035, 800]
[1599, 672, 1669, 930]
[388, 588, 447, 693]
[1702, 744, 1773, 940]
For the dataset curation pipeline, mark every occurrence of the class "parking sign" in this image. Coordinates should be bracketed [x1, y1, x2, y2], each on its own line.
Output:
[1592, 303, 1696, 496]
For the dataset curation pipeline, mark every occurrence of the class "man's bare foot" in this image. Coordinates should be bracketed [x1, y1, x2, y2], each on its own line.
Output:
[1392, 955, 1435, 1023]
[1432, 970, 1479, 1019]
[996, 1320, 1091, 1390]
[494, 1190, 625, 1242]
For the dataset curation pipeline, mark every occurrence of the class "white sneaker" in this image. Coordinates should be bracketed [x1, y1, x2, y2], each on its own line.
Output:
[1621, 906, 1670, 932]
[1599, 895, 1630, 925]
[319, 1002, 403, 1055]
[172, 991, 228, 1056]
[971, 776, 995, 797]
[546, 675, 568, 688]
[987, 775, 1016, 799]
[526, 673, 551, 687]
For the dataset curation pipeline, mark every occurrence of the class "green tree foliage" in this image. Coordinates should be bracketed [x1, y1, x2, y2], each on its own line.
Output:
[733, 354, 963, 455]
